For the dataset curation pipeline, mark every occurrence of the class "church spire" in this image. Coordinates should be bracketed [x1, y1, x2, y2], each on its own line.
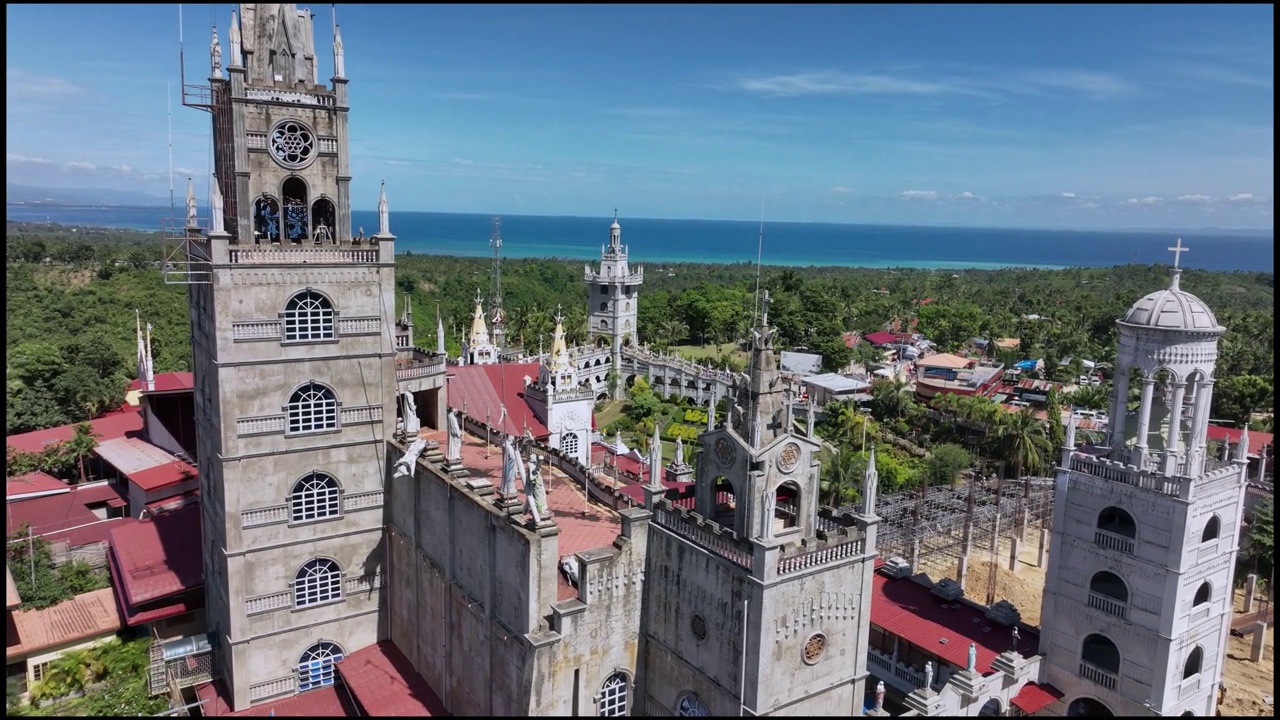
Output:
[742, 289, 785, 448]
[469, 289, 490, 346]
[608, 210, 622, 255]
[862, 445, 878, 516]
[436, 305, 446, 355]
[210, 26, 223, 79]
[228, 10, 242, 69]
[333, 21, 345, 79]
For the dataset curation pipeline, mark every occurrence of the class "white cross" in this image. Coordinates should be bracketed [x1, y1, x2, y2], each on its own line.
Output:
[1168, 238, 1189, 268]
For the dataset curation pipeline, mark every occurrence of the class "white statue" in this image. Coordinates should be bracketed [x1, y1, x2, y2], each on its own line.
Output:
[525, 455, 548, 521]
[333, 24, 345, 78]
[402, 392, 420, 435]
[924, 661, 933, 690]
[500, 436, 524, 498]
[185, 178, 198, 226]
[446, 409, 462, 463]
[393, 437, 427, 479]
[210, 175, 225, 234]
[874, 681, 885, 712]
[967, 642, 977, 672]
[210, 28, 223, 79]
[313, 222, 332, 245]
[378, 181, 390, 236]
[674, 436, 685, 468]
[1011, 625, 1021, 653]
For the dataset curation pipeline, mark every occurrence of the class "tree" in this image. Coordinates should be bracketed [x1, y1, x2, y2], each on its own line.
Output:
[925, 443, 973, 487]
[5, 524, 109, 610]
[1044, 388, 1066, 451]
[1212, 375, 1273, 427]
[870, 378, 912, 423]
[821, 447, 862, 507]
[1243, 499, 1273, 581]
[994, 407, 1054, 479]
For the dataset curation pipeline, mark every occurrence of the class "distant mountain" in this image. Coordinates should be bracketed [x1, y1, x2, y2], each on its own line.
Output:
[6, 184, 169, 208]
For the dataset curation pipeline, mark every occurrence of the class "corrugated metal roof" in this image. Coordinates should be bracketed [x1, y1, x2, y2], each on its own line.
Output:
[447, 363, 550, 438]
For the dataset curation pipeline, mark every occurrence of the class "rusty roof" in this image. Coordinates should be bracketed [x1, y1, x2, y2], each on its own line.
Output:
[6, 587, 123, 660]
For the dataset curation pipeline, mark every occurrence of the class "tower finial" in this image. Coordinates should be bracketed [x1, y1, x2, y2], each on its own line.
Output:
[210, 25, 223, 79]
[228, 10, 242, 69]
[1166, 237, 1187, 290]
[377, 180, 390, 236]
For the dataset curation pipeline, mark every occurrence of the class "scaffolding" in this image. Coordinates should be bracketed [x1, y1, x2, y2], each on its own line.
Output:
[161, 41, 220, 286]
[870, 475, 1057, 598]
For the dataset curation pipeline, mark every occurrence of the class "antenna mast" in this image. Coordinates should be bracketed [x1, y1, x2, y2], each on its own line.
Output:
[752, 194, 765, 327]
[490, 217, 506, 353]
[167, 83, 175, 213]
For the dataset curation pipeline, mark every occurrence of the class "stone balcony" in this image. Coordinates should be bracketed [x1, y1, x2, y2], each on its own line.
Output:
[584, 266, 644, 284]
[395, 347, 446, 381]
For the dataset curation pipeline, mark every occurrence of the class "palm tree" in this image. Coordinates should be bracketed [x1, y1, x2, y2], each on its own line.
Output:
[995, 407, 1053, 479]
[661, 319, 689, 348]
[821, 447, 862, 507]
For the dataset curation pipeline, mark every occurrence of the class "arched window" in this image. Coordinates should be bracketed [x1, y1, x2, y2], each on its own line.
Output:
[1193, 582, 1211, 607]
[1080, 634, 1120, 688]
[561, 432, 580, 459]
[676, 693, 709, 717]
[294, 558, 342, 608]
[311, 197, 336, 244]
[297, 641, 344, 691]
[1068, 698, 1114, 717]
[600, 301, 609, 312]
[253, 194, 281, 242]
[598, 672, 629, 717]
[1201, 515, 1220, 543]
[287, 382, 338, 433]
[1096, 506, 1137, 553]
[1183, 646, 1202, 679]
[1088, 571, 1129, 618]
[283, 290, 336, 341]
[774, 481, 801, 531]
[282, 176, 310, 243]
[290, 472, 341, 523]
[600, 319, 610, 330]
[978, 698, 1003, 716]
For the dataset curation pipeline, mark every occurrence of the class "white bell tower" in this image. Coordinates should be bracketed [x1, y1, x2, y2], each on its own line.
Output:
[1038, 240, 1250, 717]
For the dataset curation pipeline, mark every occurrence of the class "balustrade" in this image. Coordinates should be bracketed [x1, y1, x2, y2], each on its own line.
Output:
[1078, 661, 1118, 690]
[248, 676, 296, 701]
[1087, 591, 1129, 620]
[1094, 529, 1135, 554]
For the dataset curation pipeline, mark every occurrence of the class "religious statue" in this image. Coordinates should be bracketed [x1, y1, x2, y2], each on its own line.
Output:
[402, 392, 420, 435]
[874, 681, 885, 712]
[967, 642, 977, 672]
[210, 28, 223, 78]
[500, 435, 524, 498]
[674, 436, 685, 468]
[525, 454, 548, 521]
[185, 181, 198, 226]
[313, 222, 332, 245]
[210, 176, 225, 234]
[1011, 625, 1021, 653]
[446, 409, 462, 463]
[392, 437, 427, 479]
[924, 661, 933, 690]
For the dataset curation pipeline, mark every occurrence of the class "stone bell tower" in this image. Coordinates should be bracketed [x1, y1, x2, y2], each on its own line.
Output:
[188, 5, 394, 710]
[585, 212, 643, 399]
[638, 291, 878, 716]
[1038, 240, 1249, 717]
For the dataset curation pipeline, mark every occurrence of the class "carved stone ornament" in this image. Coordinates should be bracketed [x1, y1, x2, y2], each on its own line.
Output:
[802, 632, 826, 665]
[714, 437, 736, 467]
[778, 442, 802, 473]
[691, 613, 708, 642]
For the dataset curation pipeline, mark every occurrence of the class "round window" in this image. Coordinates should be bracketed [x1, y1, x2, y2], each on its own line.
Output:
[269, 119, 317, 170]
[803, 633, 826, 665]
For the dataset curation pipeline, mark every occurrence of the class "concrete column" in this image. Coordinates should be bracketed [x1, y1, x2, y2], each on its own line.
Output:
[1108, 370, 1131, 448]
[1008, 537, 1021, 573]
[1250, 622, 1268, 662]
[1191, 381, 1214, 449]
[1165, 382, 1187, 451]
[1038, 528, 1050, 568]
[1243, 574, 1258, 613]
[956, 556, 969, 588]
[1135, 378, 1155, 449]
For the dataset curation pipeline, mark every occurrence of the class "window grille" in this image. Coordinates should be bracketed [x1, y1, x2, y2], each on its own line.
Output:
[297, 641, 344, 691]
[294, 558, 343, 608]
[287, 383, 338, 433]
[283, 290, 335, 341]
[290, 472, 341, 523]
[598, 672, 629, 717]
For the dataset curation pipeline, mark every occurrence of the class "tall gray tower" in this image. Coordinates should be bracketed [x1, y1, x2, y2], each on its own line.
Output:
[585, 213, 642, 399]
[184, 5, 393, 710]
[638, 294, 878, 716]
[1038, 242, 1249, 717]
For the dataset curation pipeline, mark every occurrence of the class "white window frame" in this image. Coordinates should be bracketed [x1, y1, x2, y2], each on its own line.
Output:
[282, 290, 336, 342]
[598, 671, 629, 716]
[290, 472, 341, 523]
[297, 641, 344, 691]
[287, 382, 339, 434]
[293, 558, 343, 608]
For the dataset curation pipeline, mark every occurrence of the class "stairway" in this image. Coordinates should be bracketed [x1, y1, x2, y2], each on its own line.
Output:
[147, 640, 168, 696]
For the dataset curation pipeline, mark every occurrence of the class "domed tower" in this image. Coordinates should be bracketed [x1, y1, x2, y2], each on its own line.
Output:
[530, 306, 594, 466]
[584, 211, 642, 399]
[1038, 240, 1250, 717]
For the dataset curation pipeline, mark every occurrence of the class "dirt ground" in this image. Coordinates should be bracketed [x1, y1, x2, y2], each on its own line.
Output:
[959, 533, 1050, 628]
[1218, 589, 1274, 717]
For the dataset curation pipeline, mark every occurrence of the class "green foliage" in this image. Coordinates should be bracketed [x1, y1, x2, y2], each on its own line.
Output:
[683, 408, 709, 425]
[6, 525, 109, 610]
[663, 423, 701, 442]
[1212, 375, 1273, 427]
[23, 638, 164, 716]
[5, 422, 99, 481]
[1066, 383, 1110, 411]
[1243, 499, 1273, 581]
[1044, 388, 1066, 451]
[924, 443, 974, 487]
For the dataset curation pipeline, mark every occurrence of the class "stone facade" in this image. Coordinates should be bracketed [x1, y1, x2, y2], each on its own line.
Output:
[192, 5, 394, 711]
[1037, 264, 1249, 717]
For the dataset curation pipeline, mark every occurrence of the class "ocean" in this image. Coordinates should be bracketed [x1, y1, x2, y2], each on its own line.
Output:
[6, 204, 1274, 272]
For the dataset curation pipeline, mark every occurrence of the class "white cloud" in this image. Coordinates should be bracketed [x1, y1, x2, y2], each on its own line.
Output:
[1121, 196, 1163, 206]
[1060, 192, 1076, 198]
[954, 191, 983, 201]
[738, 71, 973, 98]
[1176, 194, 1213, 204]
[1225, 193, 1263, 203]
[451, 158, 474, 166]
[1007, 69, 1135, 99]
[5, 70, 83, 101]
[900, 190, 939, 200]
[830, 186, 853, 194]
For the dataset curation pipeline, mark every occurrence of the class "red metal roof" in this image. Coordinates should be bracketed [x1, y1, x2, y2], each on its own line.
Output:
[842, 332, 861, 348]
[94, 436, 198, 492]
[6, 471, 69, 501]
[108, 502, 204, 606]
[870, 570, 1038, 675]
[5, 482, 128, 542]
[7, 407, 143, 454]
[864, 331, 898, 346]
[591, 443, 648, 479]
[106, 546, 204, 627]
[129, 372, 195, 394]
[1207, 424, 1273, 450]
[1010, 682, 1064, 714]
[447, 363, 550, 438]
[194, 680, 351, 717]
[337, 641, 449, 716]
[6, 587, 123, 661]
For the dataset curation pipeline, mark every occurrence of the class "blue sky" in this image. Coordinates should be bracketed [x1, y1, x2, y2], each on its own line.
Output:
[6, 4, 1274, 230]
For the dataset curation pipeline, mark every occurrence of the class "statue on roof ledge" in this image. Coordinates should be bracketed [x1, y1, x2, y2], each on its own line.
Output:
[446, 409, 462, 463]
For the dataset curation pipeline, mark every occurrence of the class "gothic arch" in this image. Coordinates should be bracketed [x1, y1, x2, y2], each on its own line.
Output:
[311, 196, 336, 244]
[253, 193, 282, 242]
[773, 480, 801, 532]
[281, 175, 311, 243]
[1193, 581, 1211, 607]
[1201, 515, 1220, 542]
[1067, 697, 1114, 717]
[1183, 646, 1203, 679]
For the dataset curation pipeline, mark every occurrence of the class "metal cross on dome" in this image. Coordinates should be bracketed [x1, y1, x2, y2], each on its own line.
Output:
[1168, 238, 1189, 268]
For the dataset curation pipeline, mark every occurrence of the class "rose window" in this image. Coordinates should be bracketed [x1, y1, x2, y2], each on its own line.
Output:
[803, 633, 826, 664]
[270, 120, 317, 169]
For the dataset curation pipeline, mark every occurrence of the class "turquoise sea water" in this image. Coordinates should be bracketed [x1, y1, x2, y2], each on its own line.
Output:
[6, 205, 1274, 272]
